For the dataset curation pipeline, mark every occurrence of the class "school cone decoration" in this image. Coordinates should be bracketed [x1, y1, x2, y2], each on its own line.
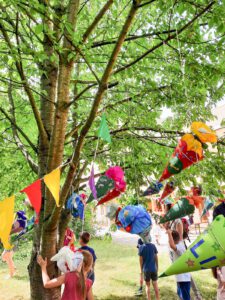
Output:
[87, 166, 126, 204]
[106, 204, 153, 243]
[159, 122, 217, 182]
[160, 215, 225, 277]
[143, 181, 163, 197]
[0, 196, 15, 250]
[201, 197, 214, 217]
[159, 198, 195, 224]
[97, 166, 126, 206]
[159, 182, 175, 203]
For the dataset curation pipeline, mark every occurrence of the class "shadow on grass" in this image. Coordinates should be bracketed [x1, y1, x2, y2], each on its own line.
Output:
[13, 274, 29, 281]
[111, 278, 137, 288]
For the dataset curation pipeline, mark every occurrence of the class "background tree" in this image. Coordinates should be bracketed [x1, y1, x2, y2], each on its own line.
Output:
[0, 0, 224, 299]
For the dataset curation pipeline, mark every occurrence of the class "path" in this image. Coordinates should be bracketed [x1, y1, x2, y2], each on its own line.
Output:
[111, 223, 209, 252]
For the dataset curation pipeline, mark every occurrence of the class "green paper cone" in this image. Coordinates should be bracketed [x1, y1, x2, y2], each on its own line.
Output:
[159, 198, 195, 224]
[98, 113, 111, 143]
[159, 215, 225, 277]
[87, 175, 115, 203]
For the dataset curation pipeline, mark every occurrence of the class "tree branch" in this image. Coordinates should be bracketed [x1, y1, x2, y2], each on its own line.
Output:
[82, 0, 114, 43]
[0, 106, 37, 153]
[49, 0, 143, 226]
[113, 1, 215, 74]
[0, 21, 49, 145]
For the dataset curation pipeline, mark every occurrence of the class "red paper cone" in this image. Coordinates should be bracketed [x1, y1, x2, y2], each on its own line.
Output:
[97, 189, 121, 206]
[159, 135, 203, 182]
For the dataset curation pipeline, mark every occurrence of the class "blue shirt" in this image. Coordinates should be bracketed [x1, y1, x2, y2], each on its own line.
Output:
[79, 245, 97, 262]
[138, 243, 158, 273]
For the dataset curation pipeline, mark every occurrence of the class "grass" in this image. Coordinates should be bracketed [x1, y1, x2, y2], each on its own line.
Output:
[0, 238, 217, 300]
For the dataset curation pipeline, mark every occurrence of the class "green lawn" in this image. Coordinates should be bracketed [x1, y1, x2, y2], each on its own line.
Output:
[0, 238, 217, 300]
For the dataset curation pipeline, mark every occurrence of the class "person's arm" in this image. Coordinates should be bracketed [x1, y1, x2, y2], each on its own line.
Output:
[139, 256, 143, 273]
[87, 286, 94, 300]
[37, 255, 65, 289]
[166, 229, 177, 251]
[218, 268, 225, 290]
[176, 221, 183, 241]
[155, 254, 158, 272]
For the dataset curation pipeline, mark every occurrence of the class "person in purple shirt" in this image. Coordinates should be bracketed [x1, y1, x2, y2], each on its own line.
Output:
[79, 232, 97, 283]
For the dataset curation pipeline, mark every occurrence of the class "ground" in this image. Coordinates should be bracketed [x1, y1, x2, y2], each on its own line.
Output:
[0, 230, 217, 300]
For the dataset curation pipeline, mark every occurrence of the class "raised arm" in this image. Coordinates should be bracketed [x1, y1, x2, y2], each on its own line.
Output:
[176, 221, 183, 241]
[166, 230, 177, 251]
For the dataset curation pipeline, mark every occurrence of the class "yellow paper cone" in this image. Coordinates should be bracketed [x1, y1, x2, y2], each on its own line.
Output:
[0, 195, 15, 250]
[44, 168, 60, 207]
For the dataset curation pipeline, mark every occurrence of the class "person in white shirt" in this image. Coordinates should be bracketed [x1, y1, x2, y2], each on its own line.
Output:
[166, 229, 191, 300]
[212, 266, 225, 300]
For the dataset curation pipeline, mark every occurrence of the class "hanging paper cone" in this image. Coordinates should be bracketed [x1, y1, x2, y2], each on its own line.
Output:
[97, 189, 121, 206]
[66, 193, 85, 220]
[21, 179, 42, 223]
[143, 181, 163, 196]
[159, 182, 175, 202]
[201, 197, 214, 217]
[98, 113, 111, 143]
[87, 175, 115, 203]
[44, 168, 60, 207]
[159, 198, 195, 224]
[88, 166, 97, 200]
[159, 133, 203, 182]
[117, 205, 152, 235]
[0, 195, 15, 250]
[160, 215, 225, 277]
[159, 122, 217, 182]
[187, 196, 205, 209]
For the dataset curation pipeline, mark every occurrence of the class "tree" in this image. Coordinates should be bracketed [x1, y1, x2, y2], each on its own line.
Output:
[0, 0, 224, 299]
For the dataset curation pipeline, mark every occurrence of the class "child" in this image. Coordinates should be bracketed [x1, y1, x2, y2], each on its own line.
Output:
[138, 241, 160, 300]
[1, 249, 16, 278]
[37, 250, 94, 300]
[136, 238, 144, 296]
[167, 229, 191, 300]
[213, 266, 225, 299]
[79, 232, 97, 284]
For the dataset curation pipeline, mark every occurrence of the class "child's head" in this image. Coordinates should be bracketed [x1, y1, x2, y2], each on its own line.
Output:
[81, 250, 93, 273]
[79, 250, 93, 299]
[79, 231, 90, 246]
[172, 230, 180, 244]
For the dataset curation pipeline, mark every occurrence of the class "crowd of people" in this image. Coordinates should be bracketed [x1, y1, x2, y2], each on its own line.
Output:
[2, 202, 224, 299]
[135, 201, 225, 300]
[38, 231, 96, 300]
